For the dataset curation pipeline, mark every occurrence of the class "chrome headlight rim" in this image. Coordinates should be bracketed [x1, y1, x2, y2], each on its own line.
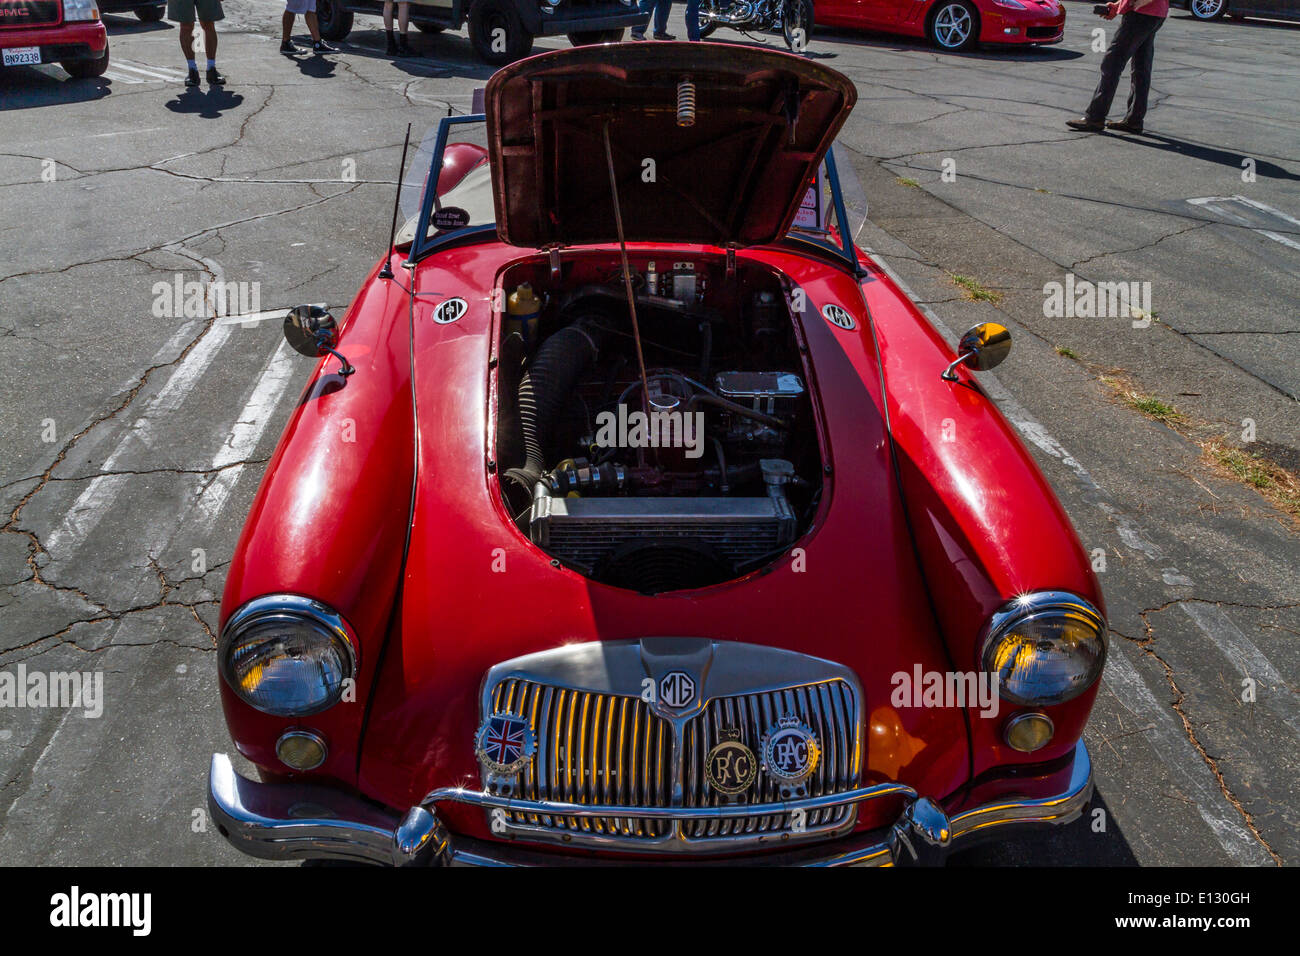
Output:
[219, 593, 357, 717]
[979, 590, 1106, 706]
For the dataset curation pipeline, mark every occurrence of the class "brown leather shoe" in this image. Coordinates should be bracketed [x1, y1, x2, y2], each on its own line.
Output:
[1106, 119, 1144, 134]
[1066, 117, 1105, 132]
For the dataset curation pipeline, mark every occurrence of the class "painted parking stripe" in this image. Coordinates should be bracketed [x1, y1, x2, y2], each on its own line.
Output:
[191, 338, 298, 531]
[1187, 196, 1300, 253]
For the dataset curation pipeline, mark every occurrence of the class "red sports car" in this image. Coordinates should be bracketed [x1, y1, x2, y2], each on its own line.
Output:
[0, 0, 108, 78]
[817, 0, 1066, 50]
[209, 43, 1105, 866]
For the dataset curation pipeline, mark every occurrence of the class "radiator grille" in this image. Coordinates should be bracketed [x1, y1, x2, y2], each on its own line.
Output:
[488, 675, 859, 848]
[0, 0, 61, 28]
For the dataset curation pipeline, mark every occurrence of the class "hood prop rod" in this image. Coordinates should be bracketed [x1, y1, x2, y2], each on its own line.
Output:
[602, 121, 653, 452]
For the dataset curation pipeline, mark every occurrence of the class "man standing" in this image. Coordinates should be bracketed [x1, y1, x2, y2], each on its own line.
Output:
[281, 0, 337, 54]
[167, 0, 224, 87]
[1067, 0, 1169, 134]
[630, 0, 674, 39]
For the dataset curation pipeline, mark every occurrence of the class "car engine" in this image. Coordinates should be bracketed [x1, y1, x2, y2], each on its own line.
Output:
[495, 253, 824, 594]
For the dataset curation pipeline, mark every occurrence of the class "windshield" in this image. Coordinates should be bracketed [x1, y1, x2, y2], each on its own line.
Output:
[402, 115, 493, 257]
[407, 115, 866, 270]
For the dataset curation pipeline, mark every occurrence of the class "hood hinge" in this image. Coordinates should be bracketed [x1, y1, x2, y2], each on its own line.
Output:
[547, 245, 562, 279]
[726, 245, 737, 280]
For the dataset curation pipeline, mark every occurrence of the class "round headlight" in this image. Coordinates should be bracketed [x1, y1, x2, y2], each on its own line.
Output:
[980, 591, 1106, 706]
[219, 595, 356, 717]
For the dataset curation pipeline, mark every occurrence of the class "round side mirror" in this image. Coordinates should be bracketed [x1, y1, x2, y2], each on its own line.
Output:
[283, 305, 338, 358]
[957, 322, 1012, 371]
[941, 322, 1012, 382]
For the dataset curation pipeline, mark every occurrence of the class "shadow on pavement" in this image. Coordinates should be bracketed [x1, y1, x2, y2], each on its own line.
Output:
[1112, 130, 1300, 182]
[101, 12, 173, 34]
[164, 86, 245, 118]
[0, 68, 111, 110]
[948, 791, 1141, 865]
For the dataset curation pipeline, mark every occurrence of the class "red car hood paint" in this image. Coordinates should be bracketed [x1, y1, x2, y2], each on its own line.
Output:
[357, 242, 972, 845]
[485, 43, 857, 250]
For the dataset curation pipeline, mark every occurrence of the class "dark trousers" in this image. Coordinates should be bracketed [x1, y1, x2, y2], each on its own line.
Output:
[685, 0, 699, 39]
[1086, 12, 1164, 127]
[635, 0, 672, 34]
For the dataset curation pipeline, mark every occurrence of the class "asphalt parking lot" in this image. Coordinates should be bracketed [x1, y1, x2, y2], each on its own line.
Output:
[0, 2, 1296, 865]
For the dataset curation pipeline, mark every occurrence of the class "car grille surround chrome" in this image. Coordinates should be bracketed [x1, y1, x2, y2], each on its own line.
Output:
[480, 639, 863, 852]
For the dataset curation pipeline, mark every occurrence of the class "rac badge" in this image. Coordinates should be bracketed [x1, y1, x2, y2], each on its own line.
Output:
[705, 728, 758, 795]
[761, 716, 821, 789]
[475, 713, 536, 775]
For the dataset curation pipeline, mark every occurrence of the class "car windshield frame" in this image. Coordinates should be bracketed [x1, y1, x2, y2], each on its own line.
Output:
[410, 113, 864, 274]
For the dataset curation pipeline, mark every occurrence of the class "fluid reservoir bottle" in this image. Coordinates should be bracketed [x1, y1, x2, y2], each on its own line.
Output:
[507, 283, 542, 347]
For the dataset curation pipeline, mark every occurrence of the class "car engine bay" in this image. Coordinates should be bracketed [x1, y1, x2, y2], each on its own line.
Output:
[494, 252, 824, 594]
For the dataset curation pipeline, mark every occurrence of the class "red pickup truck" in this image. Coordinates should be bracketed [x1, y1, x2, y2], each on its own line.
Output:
[1, 0, 108, 78]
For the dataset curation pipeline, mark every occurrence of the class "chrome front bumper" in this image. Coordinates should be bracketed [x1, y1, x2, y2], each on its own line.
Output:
[208, 741, 1093, 866]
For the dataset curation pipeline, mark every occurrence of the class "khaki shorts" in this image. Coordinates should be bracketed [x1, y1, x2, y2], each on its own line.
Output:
[167, 0, 224, 22]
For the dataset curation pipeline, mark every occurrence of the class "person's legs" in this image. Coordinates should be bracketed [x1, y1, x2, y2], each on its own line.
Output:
[631, 0, 651, 36]
[281, 10, 294, 42]
[653, 0, 671, 35]
[178, 21, 196, 61]
[685, 0, 700, 40]
[305, 12, 321, 41]
[383, 0, 394, 30]
[201, 20, 218, 62]
[1123, 16, 1163, 128]
[1083, 13, 1145, 124]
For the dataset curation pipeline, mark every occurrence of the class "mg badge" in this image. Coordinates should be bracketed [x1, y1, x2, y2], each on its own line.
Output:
[761, 716, 820, 788]
[475, 713, 536, 775]
[658, 671, 696, 709]
[705, 729, 758, 795]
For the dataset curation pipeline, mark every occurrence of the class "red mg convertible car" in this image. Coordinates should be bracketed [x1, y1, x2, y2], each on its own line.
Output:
[209, 43, 1106, 866]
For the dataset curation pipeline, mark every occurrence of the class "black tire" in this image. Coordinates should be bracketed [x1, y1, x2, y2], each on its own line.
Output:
[567, 28, 625, 44]
[468, 0, 533, 64]
[696, 0, 719, 37]
[927, 0, 979, 51]
[1188, 0, 1227, 18]
[317, 0, 354, 41]
[63, 48, 109, 78]
[415, 21, 445, 33]
[134, 4, 164, 21]
[782, 0, 813, 51]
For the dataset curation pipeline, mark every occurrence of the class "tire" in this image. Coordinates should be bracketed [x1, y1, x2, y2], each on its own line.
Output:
[1188, 0, 1226, 18]
[134, 4, 164, 20]
[62, 48, 109, 78]
[469, 0, 533, 64]
[782, 0, 813, 51]
[928, 0, 978, 51]
[415, 21, 445, 33]
[696, 0, 719, 37]
[317, 0, 354, 41]
[567, 28, 625, 44]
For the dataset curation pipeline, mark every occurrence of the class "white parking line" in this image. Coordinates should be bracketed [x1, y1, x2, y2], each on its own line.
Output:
[191, 338, 298, 532]
[1188, 196, 1300, 253]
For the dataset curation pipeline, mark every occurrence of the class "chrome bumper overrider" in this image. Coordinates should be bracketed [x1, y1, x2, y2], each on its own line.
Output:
[207, 742, 1094, 866]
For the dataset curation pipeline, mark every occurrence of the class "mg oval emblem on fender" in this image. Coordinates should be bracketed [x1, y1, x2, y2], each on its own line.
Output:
[822, 303, 856, 330]
[658, 671, 696, 709]
[433, 297, 468, 324]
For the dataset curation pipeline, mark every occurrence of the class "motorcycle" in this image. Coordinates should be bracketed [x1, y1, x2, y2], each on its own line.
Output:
[696, 0, 815, 52]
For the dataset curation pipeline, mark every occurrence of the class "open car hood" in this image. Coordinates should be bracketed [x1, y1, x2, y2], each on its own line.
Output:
[484, 43, 857, 249]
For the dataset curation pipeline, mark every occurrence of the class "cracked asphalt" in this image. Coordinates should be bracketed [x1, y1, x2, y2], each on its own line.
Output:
[0, 2, 1296, 865]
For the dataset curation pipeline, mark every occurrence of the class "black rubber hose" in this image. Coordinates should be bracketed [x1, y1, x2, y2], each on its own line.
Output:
[504, 322, 601, 494]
